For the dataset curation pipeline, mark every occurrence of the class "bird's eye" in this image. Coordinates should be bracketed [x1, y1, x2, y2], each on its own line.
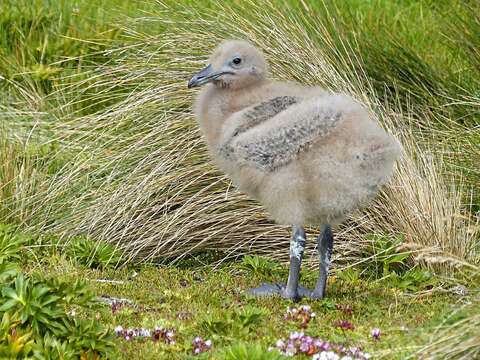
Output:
[232, 57, 242, 65]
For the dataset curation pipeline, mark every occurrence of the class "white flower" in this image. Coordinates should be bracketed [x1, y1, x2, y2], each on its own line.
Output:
[325, 351, 340, 360]
[290, 331, 304, 340]
[313, 351, 340, 360]
[139, 329, 151, 337]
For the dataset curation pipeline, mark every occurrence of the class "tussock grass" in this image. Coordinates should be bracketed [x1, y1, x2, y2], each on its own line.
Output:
[415, 300, 480, 360]
[0, 128, 46, 224]
[1, 0, 478, 272]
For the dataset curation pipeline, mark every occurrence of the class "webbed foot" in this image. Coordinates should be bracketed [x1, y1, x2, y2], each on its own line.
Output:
[246, 283, 313, 301]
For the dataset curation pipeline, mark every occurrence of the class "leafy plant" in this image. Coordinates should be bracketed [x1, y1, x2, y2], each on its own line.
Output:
[368, 234, 410, 277]
[0, 274, 116, 358]
[216, 343, 284, 360]
[68, 237, 122, 269]
[0, 312, 35, 359]
[0, 224, 26, 264]
[200, 314, 232, 336]
[236, 305, 266, 329]
[337, 268, 362, 284]
[238, 255, 281, 278]
[200, 306, 266, 338]
[1, 275, 66, 336]
[0, 224, 24, 283]
[362, 234, 436, 291]
[31, 333, 77, 360]
[0, 226, 116, 359]
[63, 318, 116, 358]
[387, 268, 435, 292]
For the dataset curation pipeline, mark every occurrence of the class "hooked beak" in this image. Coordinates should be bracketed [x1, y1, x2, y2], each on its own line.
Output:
[187, 64, 232, 88]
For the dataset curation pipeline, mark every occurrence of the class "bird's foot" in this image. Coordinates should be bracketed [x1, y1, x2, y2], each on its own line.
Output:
[307, 290, 325, 300]
[246, 283, 312, 301]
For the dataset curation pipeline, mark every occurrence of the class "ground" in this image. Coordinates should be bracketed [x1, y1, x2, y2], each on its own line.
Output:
[21, 248, 467, 359]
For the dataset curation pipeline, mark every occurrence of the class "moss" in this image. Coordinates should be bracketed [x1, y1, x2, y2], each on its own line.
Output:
[22, 254, 464, 359]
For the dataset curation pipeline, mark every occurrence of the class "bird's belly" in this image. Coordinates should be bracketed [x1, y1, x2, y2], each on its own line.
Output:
[217, 133, 398, 226]
[256, 150, 392, 225]
[219, 161, 267, 200]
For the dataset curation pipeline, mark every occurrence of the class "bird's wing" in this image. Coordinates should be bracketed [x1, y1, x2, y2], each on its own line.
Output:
[219, 97, 342, 172]
[229, 96, 299, 138]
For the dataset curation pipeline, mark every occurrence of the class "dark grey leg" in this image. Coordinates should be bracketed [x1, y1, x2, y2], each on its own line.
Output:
[311, 224, 334, 299]
[282, 225, 306, 300]
[246, 225, 311, 300]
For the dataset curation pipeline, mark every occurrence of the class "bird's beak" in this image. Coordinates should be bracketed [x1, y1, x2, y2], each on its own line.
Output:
[187, 64, 232, 88]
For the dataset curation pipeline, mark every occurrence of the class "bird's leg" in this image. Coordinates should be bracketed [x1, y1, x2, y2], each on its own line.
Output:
[246, 225, 311, 300]
[310, 224, 334, 299]
[282, 225, 306, 301]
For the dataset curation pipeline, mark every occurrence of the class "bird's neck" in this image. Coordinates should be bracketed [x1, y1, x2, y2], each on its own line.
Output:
[195, 80, 270, 147]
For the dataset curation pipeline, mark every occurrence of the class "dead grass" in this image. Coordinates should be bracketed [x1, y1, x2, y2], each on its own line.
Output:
[1, 0, 478, 270]
[415, 300, 480, 360]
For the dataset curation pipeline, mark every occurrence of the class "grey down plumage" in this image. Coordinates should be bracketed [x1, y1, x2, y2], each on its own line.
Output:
[188, 40, 401, 300]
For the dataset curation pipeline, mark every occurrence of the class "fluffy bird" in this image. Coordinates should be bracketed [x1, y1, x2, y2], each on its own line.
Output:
[188, 40, 401, 300]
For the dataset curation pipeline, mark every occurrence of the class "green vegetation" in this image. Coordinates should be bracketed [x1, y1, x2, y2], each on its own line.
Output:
[1, 225, 476, 359]
[0, 225, 115, 359]
[68, 237, 122, 269]
[1, 0, 479, 358]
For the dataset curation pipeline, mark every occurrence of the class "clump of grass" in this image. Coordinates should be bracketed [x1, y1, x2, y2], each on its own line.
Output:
[0, 132, 39, 224]
[216, 342, 283, 360]
[1, 0, 478, 273]
[18, 0, 475, 274]
[1, 0, 477, 284]
[68, 236, 122, 269]
[415, 301, 480, 359]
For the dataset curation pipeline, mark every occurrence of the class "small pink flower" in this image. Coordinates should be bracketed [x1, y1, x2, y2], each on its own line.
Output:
[371, 328, 381, 340]
[333, 320, 355, 331]
[285, 305, 316, 328]
[191, 336, 212, 355]
[114, 325, 123, 335]
[272, 332, 371, 359]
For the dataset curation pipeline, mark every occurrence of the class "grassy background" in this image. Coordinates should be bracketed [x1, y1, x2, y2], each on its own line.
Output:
[0, 0, 479, 358]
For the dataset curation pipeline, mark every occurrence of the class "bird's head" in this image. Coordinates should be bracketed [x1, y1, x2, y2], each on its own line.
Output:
[188, 40, 268, 90]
